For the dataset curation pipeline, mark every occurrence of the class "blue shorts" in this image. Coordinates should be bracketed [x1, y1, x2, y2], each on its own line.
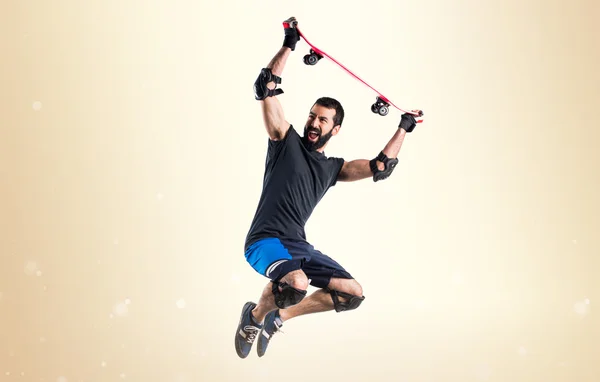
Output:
[244, 238, 353, 289]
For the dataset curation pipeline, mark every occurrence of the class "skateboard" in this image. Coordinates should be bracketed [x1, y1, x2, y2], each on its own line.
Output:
[296, 27, 423, 122]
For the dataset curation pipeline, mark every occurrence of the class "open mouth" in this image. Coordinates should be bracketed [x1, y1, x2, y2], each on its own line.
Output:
[308, 130, 320, 141]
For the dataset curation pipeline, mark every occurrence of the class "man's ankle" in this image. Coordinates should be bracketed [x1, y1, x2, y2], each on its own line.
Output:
[278, 309, 289, 322]
[251, 308, 264, 325]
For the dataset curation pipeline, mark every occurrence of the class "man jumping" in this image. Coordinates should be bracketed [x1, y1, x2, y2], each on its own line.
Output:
[235, 17, 421, 358]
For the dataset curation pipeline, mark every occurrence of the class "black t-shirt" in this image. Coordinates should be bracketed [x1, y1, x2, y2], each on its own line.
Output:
[244, 126, 345, 250]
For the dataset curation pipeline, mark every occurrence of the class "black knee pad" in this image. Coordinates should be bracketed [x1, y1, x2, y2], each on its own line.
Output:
[272, 281, 307, 309]
[328, 289, 365, 312]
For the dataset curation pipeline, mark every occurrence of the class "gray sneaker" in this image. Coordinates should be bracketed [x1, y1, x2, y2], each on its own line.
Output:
[257, 309, 283, 357]
[234, 302, 262, 358]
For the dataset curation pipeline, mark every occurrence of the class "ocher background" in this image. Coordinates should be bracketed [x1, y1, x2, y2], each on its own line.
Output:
[1, 0, 599, 381]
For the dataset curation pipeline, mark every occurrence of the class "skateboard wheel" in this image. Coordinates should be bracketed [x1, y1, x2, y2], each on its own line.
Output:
[378, 106, 389, 116]
[371, 104, 379, 114]
[304, 54, 319, 65]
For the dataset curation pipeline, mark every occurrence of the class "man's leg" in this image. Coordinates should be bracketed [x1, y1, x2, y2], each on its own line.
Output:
[252, 269, 309, 324]
[235, 269, 309, 359]
[255, 276, 364, 357]
[279, 277, 364, 322]
[236, 238, 308, 359]
[278, 243, 365, 322]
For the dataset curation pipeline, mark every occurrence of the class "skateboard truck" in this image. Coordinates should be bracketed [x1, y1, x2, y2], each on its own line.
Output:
[303, 49, 323, 66]
[371, 97, 390, 116]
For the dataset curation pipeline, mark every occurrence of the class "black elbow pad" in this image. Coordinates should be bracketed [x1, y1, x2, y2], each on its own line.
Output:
[370, 151, 398, 182]
[254, 68, 284, 100]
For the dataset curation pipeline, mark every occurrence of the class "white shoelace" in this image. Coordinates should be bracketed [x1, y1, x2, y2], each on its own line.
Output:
[243, 325, 261, 343]
[271, 318, 284, 335]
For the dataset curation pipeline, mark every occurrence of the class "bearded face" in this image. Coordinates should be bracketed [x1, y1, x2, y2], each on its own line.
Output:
[301, 105, 339, 152]
[302, 124, 335, 151]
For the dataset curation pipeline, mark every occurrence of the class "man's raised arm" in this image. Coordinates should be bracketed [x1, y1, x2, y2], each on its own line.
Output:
[337, 112, 421, 182]
[253, 17, 300, 141]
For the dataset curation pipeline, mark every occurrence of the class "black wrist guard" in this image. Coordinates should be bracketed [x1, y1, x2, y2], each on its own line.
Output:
[369, 151, 399, 182]
[254, 68, 284, 100]
[399, 113, 417, 132]
[282, 20, 300, 51]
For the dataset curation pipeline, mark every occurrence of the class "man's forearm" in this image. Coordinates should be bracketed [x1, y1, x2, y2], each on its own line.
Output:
[338, 115, 417, 182]
[381, 127, 407, 159]
[339, 127, 408, 181]
[371, 127, 406, 172]
[267, 47, 292, 77]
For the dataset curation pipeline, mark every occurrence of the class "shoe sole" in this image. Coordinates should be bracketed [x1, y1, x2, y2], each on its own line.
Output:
[235, 301, 255, 359]
[257, 328, 266, 357]
[257, 311, 276, 357]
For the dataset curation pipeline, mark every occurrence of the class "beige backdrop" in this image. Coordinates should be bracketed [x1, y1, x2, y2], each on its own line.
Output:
[1, 0, 599, 381]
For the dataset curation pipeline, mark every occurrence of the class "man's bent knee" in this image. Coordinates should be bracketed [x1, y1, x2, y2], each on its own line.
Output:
[280, 269, 309, 291]
[325, 278, 365, 312]
[327, 289, 365, 312]
[272, 281, 307, 309]
[272, 270, 308, 309]
[329, 278, 363, 295]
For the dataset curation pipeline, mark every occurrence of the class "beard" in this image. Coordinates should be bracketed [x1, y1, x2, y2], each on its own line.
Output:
[301, 125, 334, 151]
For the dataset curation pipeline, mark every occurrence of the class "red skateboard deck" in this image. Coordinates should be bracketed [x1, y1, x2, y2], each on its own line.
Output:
[296, 27, 423, 122]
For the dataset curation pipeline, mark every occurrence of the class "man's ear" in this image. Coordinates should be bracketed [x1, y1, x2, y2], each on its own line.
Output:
[332, 124, 341, 136]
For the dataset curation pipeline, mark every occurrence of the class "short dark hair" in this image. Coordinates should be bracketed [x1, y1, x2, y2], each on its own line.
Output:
[313, 97, 344, 127]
